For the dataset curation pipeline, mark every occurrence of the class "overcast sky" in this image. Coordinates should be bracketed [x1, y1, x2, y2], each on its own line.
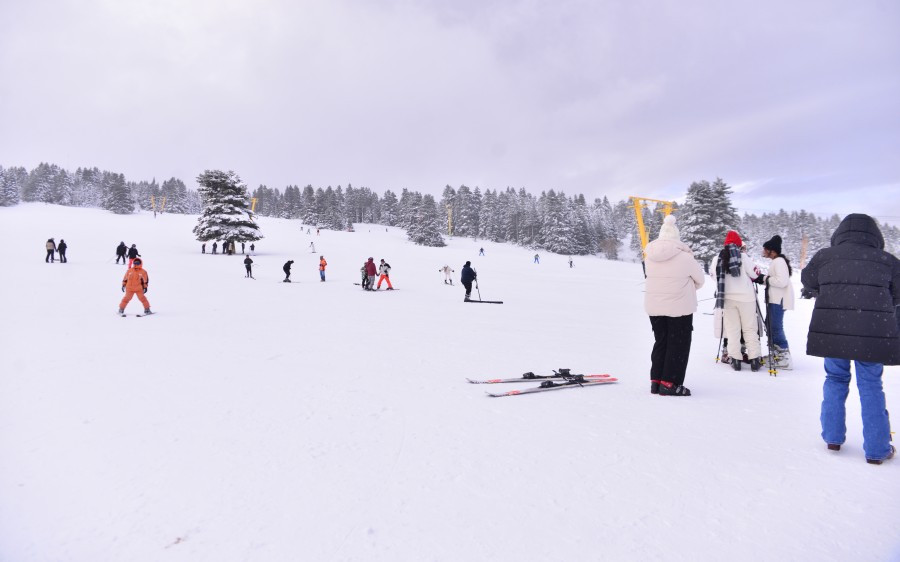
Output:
[1, 0, 898, 222]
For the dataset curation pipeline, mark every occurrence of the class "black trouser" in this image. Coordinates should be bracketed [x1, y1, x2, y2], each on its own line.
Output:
[116, 254, 125, 264]
[462, 281, 473, 297]
[245, 265, 252, 277]
[649, 314, 693, 386]
[59, 250, 66, 263]
[284, 270, 291, 281]
[46, 250, 54, 262]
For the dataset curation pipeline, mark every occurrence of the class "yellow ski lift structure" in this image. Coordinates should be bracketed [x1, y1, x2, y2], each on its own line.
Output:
[629, 196, 677, 253]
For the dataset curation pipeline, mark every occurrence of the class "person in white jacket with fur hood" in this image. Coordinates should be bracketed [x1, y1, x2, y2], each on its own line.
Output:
[644, 215, 705, 396]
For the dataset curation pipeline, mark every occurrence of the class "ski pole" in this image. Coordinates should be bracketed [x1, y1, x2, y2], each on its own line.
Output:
[476, 280, 482, 301]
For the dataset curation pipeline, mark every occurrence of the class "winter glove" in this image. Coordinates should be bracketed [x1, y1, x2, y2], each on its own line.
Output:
[143, 287, 148, 294]
[121, 285, 125, 292]
[753, 274, 765, 285]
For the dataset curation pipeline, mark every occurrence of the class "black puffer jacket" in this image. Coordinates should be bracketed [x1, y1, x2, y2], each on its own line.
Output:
[801, 214, 900, 364]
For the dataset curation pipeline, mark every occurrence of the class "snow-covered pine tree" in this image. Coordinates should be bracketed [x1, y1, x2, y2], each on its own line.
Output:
[0, 166, 23, 206]
[537, 190, 575, 254]
[678, 179, 737, 268]
[161, 177, 189, 214]
[406, 194, 446, 247]
[101, 172, 135, 214]
[380, 190, 398, 226]
[193, 170, 263, 244]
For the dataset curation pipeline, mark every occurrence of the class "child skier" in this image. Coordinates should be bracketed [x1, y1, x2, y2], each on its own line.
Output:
[119, 258, 151, 315]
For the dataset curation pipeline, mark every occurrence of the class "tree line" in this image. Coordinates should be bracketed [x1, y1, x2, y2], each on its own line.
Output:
[2, 162, 897, 262]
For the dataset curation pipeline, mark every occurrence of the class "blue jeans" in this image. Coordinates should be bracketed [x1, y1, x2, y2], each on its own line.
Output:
[821, 358, 892, 460]
[767, 302, 788, 349]
[320, 270, 325, 281]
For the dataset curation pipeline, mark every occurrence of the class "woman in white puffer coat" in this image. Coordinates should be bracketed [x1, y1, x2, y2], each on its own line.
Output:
[644, 215, 706, 396]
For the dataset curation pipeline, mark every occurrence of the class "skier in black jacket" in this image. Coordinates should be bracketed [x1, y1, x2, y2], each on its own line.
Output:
[127, 244, 140, 268]
[802, 213, 900, 464]
[116, 241, 127, 264]
[460, 261, 477, 301]
[244, 256, 254, 278]
[283, 260, 294, 282]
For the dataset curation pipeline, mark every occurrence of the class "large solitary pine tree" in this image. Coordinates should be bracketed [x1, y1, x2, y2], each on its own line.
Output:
[193, 170, 263, 243]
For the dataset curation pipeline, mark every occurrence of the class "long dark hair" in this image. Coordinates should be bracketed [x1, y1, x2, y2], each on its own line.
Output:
[779, 254, 793, 276]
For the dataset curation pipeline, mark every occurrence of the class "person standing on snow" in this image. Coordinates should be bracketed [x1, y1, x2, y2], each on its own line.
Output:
[533, 254, 540, 264]
[802, 213, 900, 465]
[644, 215, 705, 396]
[127, 244, 140, 268]
[439, 265, 455, 285]
[116, 241, 127, 264]
[57, 239, 68, 263]
[119, 257, 151, 315]
[283, 260, 294, 282]
[376, 259, 393, 290]
[360, 261, 369, 290]
[319, 256, 327, 281]
[364, 257, 377, 290]
[310, 242, 316, 253]
[461, 261, 477, 301]
[45, 238, 56, 263]
[710, 231, 762, 372]
[250, 243, 255, 255]
[244, 256, 254, 278]
[755, 235, 795, 369]
[211, 241, 218, 255]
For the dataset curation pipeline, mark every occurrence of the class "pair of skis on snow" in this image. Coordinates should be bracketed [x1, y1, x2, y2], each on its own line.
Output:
[468, 368, 617, 397]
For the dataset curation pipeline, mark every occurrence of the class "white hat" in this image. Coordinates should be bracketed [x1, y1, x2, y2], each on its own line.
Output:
[657, 215, 680, 241]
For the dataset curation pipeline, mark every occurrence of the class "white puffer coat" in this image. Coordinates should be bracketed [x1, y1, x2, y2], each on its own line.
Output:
[765, 256, 795, 310]
[644, 239, 705, 317]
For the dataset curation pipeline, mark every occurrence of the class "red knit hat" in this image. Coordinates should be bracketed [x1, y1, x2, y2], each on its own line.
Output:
[724, 230, 743, 247]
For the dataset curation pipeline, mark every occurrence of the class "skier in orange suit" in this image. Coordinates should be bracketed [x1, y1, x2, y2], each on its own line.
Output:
[118, 258, 151, 315]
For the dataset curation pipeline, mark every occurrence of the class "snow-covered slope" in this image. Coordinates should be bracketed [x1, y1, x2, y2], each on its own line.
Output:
[1, 203, 898, 562]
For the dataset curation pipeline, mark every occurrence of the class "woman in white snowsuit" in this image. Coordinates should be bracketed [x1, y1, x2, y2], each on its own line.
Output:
[710, 231, 762, 371]
[644, 215, 705, 396]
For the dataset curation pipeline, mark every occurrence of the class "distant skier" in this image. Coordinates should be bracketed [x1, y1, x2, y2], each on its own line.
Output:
[202, 243, 206, 254]
[116, 241, 127, 264]
[250, 243, 255, 255]
[119, 257, 151, 315]
[439, 265, 455, 285]
[229, 241, 236, 255]
[319, 256, 327, 281]
[316, 229, 320, 235]
[568, 256, 573, 268]
[310, 242, 316, 253]
[479, 248, 485, 256]
[534, 254, 540, 264]
[461, 261, 476, 301]
[283, 260, 294, 282]
[127, 244, 140, 268]
[244, 256, 254, 278]
[377, 259, 393, 290]
[364, 257, 377, 290]
[58, 239, 68, 263]
[45, 238, 56, 263]
[241, 242, 245, 254]
[212, 242, 218, 254]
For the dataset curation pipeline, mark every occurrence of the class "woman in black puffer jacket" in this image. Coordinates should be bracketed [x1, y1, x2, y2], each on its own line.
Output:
[802, 213, 900, 464]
